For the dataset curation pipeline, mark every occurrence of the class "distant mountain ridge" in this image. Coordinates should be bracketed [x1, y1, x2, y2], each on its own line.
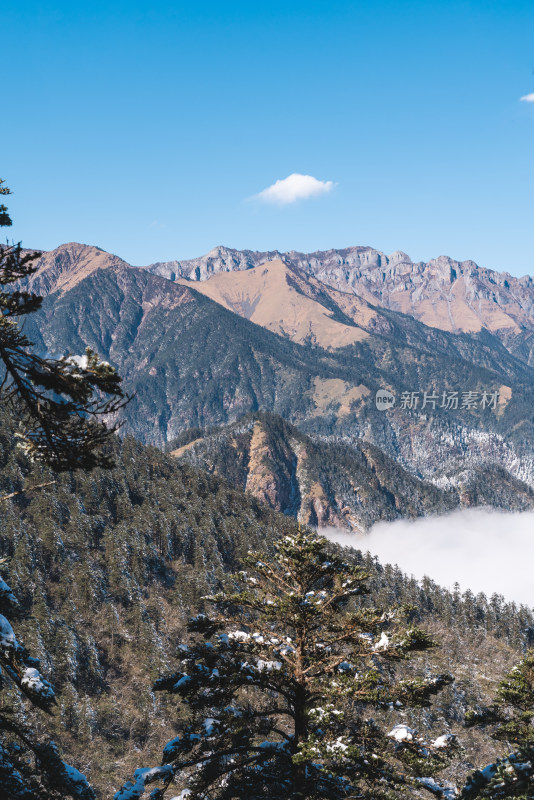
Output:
[147, 244, 534, 361]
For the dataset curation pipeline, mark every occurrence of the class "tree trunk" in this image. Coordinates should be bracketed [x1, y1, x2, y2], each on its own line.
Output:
[292, 683, 308, 800]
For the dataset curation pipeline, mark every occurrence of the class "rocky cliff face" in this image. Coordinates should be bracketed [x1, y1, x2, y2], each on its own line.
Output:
[147, 244, 389, 283]
[292, 249, 534, 343]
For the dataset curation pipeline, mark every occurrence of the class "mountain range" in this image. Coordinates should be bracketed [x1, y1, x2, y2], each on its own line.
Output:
[147, 244, 534, 362]
[18, 241, 534, 527]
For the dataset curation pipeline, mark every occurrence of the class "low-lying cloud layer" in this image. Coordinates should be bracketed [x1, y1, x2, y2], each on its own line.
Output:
[520, 93, 534, 103]
[255, 173, 335, 204]
[323, 508, 534, 607]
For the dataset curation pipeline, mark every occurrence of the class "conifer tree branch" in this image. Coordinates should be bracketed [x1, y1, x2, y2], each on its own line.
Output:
[0, 480, 56, 503]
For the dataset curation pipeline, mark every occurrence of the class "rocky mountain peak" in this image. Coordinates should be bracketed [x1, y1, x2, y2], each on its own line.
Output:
[389, 250, 412, 265]
[22, 241, 131, 296]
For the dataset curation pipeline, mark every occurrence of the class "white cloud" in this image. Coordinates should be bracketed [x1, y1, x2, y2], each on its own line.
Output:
[321, 507, 534, 606]
[255, 173, 336, 205]
[520, 93, 534, 103]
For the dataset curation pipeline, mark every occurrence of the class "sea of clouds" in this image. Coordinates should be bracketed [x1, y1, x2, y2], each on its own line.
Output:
[323, 507, 534, 607]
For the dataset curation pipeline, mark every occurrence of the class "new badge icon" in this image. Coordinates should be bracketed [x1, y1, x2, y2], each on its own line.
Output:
[375, 389, 396, 411]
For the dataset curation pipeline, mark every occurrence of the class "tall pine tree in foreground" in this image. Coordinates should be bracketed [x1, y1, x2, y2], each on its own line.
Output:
[115, 527, 457, 800]
[0, 180, 127, 798]
[461, 650, 534, 798]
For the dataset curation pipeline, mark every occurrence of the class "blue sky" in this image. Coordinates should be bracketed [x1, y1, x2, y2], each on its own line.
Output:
[3, 0, 534, 273]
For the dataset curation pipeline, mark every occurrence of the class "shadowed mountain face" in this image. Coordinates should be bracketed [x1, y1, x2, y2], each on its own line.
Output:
[20, 242, 534, 490]
[169, 412, 534, 531]
[147, 244, 534, 362]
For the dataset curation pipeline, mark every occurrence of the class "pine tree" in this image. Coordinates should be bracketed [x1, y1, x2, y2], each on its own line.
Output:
[461, 650, 534, 798]
[0, 558, 95, 799]
[0, 179, 127, 472]
[115, 527, 457, 800]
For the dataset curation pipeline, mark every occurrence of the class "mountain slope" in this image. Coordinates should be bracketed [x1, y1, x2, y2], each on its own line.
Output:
[169, 412, 534, 530]
[174, 258, 375, 350]
[0, 404, 299, 796]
